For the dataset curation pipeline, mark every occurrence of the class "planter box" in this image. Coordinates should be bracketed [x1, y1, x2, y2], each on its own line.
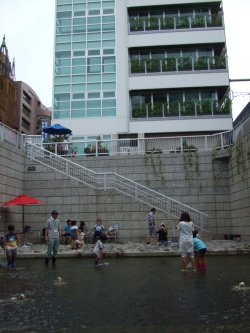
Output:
[146, 150, 162, 154]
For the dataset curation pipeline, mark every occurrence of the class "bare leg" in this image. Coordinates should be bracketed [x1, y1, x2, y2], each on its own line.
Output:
[191, 257, 196, 271]
[181, 257, 187, 271]
[146, 235, 150, 243]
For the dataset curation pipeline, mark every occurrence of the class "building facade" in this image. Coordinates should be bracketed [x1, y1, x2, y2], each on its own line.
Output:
[16, 81, 51, 135]
[0, 36, 17, 128]
[53, 0, 232, 141]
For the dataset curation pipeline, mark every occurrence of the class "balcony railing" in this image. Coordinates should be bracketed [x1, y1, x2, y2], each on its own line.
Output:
[128, 14, 223, 33]
[131, 98, 231, 119]
[129, 56, 227, 75]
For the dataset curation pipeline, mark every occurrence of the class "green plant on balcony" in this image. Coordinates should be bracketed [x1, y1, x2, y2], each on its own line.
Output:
[206, 14, 222, 27]
[177, 139, 197, 151]
[194, 56, 209, 70]
[160, 16, 175, 29]
[213, 98, 231, 115]
[145, 59, 161, 72]
[191, 15, 205, 27]
[168, 101, 180, 116]
[178, 57, 192, 70]
[88, 136, 109, 156]
[145, 17, 160, 30]
[129, 18, 144, 31]
[176, 16, 190, 28]
[148, 102, 164, 117]
[132, 102, 147, 118]
[162, 57, 176, 71]
[181, 100, 196, 115]
[209, 56, 226, 69]
[198, 100, 212, 115]
[130, 59, 145, 73]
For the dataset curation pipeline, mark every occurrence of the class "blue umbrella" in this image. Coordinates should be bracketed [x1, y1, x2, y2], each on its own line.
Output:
[42, 123, 72, 135]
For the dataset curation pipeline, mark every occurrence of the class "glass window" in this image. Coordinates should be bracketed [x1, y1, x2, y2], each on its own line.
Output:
[22, 105, 31, 117]
[102, 16, 115, 23]
[87, 65, 101, 73]
[185, 91, 199, 102]
[87, 100, 101, 108]
[87, 24, 101, 32]
[87, 41, 101, 48]
[87, 33, 101, 40]
[55, 59, 71, 67]
[102, 108, 116, 116]
[73, 93, 85, 99]
[57, 5, 72, 11]
[88, 92, 100, 98]
[73, 18, 86, 25]
[72, 83, 86, 91]
[198, 48, 212, 57]
[72, 110, 85, 118]
[167, 50, 180, 58]
[72, 58, 86, 66]
[54, 111, 70, 119]
[72, 42, 86, 49]
[57, 12, 72, 19]
[102, 73, 115, 81]
[102, 40, 115, 48]
[57, 0, 71, 4]
[72, 75, 86, 83]
[165, 10, 178, 17]
[87, 57, 101, 65]
[87, 109, 101, 117]
[151, 50, 165, 59]
[141, 93, 151, 104]
[103, 49, 114, 55]
[88, 50, 100, 56]
[102, 23, 115, 31]
[54, 76, 70, 84]
[138, 11, 148, 19]
[102, 32, 115, 39]
[73, 51, 85, 56]
[169, 91, 183, 103]
[89, 10, 100, 15]
[153, 92, 167, 103]
[103, 56, 115, 64]
[56, 43, 71, 51]
[87, 74, 101, 82]
[55, 67, 71, 75]
[72, 66, 86, 74]
[195, 8, 209, 14]
[130, 51, 139, 61]
[180, 9, 193, 17]
[54, 93, 70, 102]
[103, 91, 115, 98]
[102, 64, 116, 72]
[102, 99, 116, 108]
[56, 19, 72, 26]
[73, 4, 86, 10]
[56, 26, 71, 34]
[23, 92, 31, 104]
[73, 35, 86, 42]
[87, 83, 101, 90]
[182, 49, 196, 58]
[74, 11, 85, 16]
[102, 1, 115, 8]
[102, 82, 116, 90]
[73, 26, 86, 33]
[87, 16, 101, 24]
[72, 101, 85, 109]
[201, 91, 216, 100]
[88, 2, 101, 9]
[54, 85, 70, 93]
[103, 9, 114, 15]
[150, 10, 163, 18]
[54, 101, 70, 110]
[56, 35, 71, 43]
[140, 52, 150, 60]
[131, 95, 140, 106]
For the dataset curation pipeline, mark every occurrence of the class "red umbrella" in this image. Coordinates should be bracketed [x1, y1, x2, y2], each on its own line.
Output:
[2, 194, 43, 231]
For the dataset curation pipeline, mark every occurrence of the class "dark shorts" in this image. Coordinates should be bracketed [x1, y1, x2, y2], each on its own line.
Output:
[197, 248, 206, 254]
[64, 233, 70, 237]
[71, 235, 77, 241]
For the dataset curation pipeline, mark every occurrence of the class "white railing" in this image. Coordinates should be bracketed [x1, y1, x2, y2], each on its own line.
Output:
[0, 123, 25, 151]
[41, 131, 233, 158]
[26, 143, 209, 232]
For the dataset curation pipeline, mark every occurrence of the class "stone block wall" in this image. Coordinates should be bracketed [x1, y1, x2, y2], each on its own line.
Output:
[0, 141, 25, 232]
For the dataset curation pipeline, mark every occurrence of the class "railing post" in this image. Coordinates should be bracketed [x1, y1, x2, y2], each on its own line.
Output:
[176, 58, 178, 72]
[158, 18, 160, 30]
[146, 104, 148, 119]
[174, 17, 176, 29]
[143, 19, 145, 31]
[205, 15, 207, 28]
[220, 133, 223, 149]
[180, 137, 183, 153]
[135, 183, 138, 202]
[65, 160, 69, 178]
[96, 140, 98, 157]
[104, 173, 107, 191]
[138, 139, 140, 154]
[160, 59, 162, 73]
[205, 136, 208, 152]
[208, 57, 210, 71]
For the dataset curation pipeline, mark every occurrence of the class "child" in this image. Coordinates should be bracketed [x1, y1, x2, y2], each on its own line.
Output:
[70, 220, 78, 250]
[93, 234, 107, 266]
[193, 229, 207, 270]
[92, 219, 104, 244]
[4, 225, 21, 268]
[76, 227, 85, 249]
[176, 212, 196, 272]
[157, 223, 168, 247]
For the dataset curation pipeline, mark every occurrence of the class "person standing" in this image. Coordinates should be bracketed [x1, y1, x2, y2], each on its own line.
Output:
[45, 210, 61, 265]
[146, 208, 157, 244]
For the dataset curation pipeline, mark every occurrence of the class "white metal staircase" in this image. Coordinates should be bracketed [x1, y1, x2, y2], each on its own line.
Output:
[26, 143, 209, 232]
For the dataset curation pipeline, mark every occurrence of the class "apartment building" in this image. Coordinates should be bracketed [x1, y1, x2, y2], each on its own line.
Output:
[53, 0, 232, 141]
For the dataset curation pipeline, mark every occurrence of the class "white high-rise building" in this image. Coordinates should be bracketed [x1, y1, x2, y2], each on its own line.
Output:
[53, 0, 232, 141]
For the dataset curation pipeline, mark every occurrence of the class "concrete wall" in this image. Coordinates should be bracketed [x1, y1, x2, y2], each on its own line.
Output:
[0, 141, 25, 231]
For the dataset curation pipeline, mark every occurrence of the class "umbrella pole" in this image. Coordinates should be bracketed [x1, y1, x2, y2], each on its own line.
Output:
[22, 205, 25, 245]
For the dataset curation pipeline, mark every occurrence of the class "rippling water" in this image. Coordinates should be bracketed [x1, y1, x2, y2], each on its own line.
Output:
[0, 256, 250, 333]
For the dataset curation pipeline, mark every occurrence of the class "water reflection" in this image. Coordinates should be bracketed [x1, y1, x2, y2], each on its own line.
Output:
[0, 256, 250, 332]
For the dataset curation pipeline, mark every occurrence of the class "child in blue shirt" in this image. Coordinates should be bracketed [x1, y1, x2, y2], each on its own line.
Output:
[193, 229, 207, 270]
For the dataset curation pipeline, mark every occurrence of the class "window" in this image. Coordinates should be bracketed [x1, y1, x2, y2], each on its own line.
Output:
[22, 105, 31, 117]
[23, 91, 31, 104]
[22, 118, 30, 130]
[73, 93, 85, 100]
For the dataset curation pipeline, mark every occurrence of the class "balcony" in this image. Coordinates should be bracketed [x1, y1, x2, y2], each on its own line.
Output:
[128, 14, 223, 33]
[129, 56, 227, 75]
[131, 98, 231, 120]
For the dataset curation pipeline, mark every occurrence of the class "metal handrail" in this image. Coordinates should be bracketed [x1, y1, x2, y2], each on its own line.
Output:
[26, 143, 209, 232]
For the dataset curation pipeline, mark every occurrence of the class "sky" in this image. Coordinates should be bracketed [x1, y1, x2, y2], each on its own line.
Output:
[0, 0, 250, 120]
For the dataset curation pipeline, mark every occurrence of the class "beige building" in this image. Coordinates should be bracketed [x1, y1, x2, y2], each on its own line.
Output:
[16, 81, 51, 135]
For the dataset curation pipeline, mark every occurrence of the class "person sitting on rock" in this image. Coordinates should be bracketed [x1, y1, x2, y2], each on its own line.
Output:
[92, 219, 104, 244]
